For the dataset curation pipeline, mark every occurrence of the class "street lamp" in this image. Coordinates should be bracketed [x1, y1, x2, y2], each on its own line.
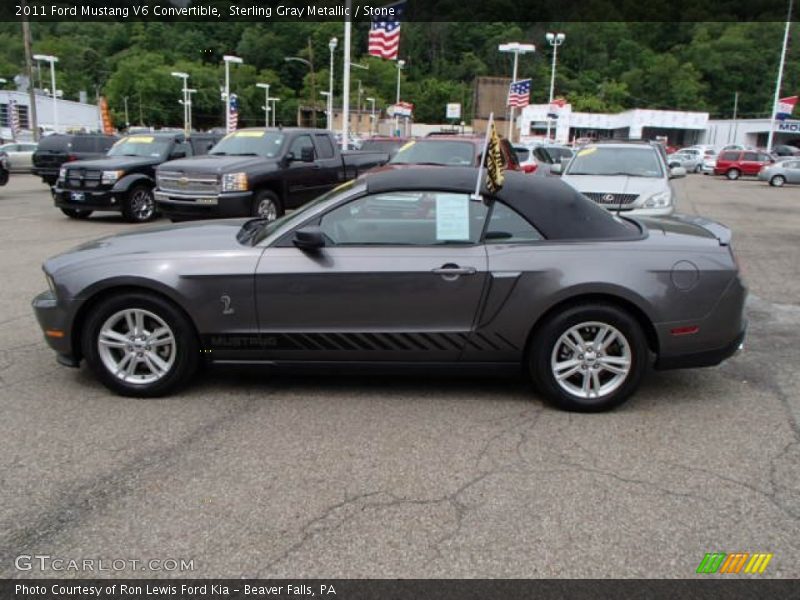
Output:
[123, 96, 130, 129]
[268, 97, 280, 127]
[33, 54, 59, 132]
[366, 96, 376, 136]
[545, 32, 566, 142]
[171, 71, 189, 134]
[498, 42, 535, 140]
[320, 91, 331, 129]
[256, 82, 270, 127]
[223, 55, 243, 133]
[186, 88, 196, 133]
[327, 37, 337, 132]
[395, 59, 405, 137]
[284, 56, 316, 127]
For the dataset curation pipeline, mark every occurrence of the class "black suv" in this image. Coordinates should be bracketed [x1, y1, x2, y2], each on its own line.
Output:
[32, 133, 118, 186]
[54, 132, 217, 222]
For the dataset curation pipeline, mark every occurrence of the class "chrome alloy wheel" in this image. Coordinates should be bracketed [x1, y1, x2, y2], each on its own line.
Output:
[131, 188, 154, 221]
[256, 197, 278, 220]
[550, 321, 632, 399]
[97, 308, 176, 385]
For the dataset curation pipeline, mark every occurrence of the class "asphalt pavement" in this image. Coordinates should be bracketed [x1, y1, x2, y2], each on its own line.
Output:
[0, 173, 798, 578]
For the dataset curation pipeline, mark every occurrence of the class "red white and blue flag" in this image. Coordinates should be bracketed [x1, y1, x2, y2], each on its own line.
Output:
[368, 1, 406, 60]
[507, 79, 531, 108]
[9, 99, 20, 140]
[776, 96, 798, 120]
[228, 93, 239, 131]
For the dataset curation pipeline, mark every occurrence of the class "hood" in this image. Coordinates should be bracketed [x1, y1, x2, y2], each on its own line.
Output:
[560, 174, 668, 197]
[44, 219, 250, 275]
[158, 154, 277, 174]
[63, 156, 160, 171]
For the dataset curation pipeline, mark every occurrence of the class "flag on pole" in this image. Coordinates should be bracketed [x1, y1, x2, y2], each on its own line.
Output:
[9, 100, 20, 140]
[368, 1, 406, 60]
[507, 79, 531, 108]
[484, 118, 506, 193]
[547, 96, 567, 119]
[228, 93, 239, 131]
[776, 96, 798, 120]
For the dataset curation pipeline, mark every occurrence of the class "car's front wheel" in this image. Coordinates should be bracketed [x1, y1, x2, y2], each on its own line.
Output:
[61, 208, 93, 219]
[770, 175, 786, 187]
[81, 292, 199, 397]
[251, 189, 283, 221]
[726, 168, 741, 180]
[122, 185, 157, 223]
[529, 304, 648, 412]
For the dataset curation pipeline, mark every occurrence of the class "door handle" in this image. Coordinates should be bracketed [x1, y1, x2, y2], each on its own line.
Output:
[432, 264, 477, 277]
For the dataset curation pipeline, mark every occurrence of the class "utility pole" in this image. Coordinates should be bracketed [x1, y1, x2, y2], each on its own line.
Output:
[21, 2, 39, 141]
[767, 0, 793, 153]
[124, 96, 130, 129]
[308, 38, 317, 127]
[730, 91, 739, 144]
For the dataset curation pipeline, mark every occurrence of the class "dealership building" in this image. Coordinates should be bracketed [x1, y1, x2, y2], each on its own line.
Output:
[0, 90, 102, 141]
[703, 118, 800, 148]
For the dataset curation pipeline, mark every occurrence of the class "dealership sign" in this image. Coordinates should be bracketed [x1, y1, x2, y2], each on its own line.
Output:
[776, 120, 800, 132]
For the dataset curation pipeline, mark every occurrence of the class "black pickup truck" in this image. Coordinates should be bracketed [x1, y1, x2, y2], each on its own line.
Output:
[154, 128, 389, 221]
[53, 132, 220, 222]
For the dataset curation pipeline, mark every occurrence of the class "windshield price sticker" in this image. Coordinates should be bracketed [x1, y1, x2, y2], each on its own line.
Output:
[126, 136, 154, 143]
[234, 131, 266, 138]
[577, 147, 597, 157]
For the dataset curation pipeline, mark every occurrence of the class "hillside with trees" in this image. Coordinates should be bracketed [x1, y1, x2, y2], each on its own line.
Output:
[0, 21, 797, 129]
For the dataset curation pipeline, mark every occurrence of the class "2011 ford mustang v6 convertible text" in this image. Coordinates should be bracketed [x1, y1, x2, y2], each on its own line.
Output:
[32, 167, 746, 411]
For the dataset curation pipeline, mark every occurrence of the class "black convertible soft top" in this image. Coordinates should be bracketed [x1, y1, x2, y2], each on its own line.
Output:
[364, 166, 640, 240]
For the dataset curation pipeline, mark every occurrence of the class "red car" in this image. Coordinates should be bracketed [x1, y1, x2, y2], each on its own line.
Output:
[714, 150, 774, 180]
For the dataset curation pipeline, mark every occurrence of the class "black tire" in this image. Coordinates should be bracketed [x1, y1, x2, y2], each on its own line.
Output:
[250, 189, 283, 221]
[43, 176, 57, 186]
[0, 170, 8, 186]
[121, 184, 157, 223]
[726, 169, 741, 181]
[61, 208, 93, 219]
[770, 175, 786, 187]
[694, 164, 702, 173]
[528, 303, 649, 412]
[81, 292, 200, 398]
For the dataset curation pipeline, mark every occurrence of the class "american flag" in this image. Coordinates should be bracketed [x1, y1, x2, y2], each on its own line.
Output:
[9, 100, 20, 140]
[507, 79, 531, 108]
[776, 96, 798, 121]
[228, 93, 239, 131]
[368, 1, 406, 60]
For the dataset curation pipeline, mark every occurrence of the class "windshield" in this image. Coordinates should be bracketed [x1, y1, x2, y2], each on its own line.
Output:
[108, 135, 171, 158]
[248, 180, 358, 246]
[390, 140, 476, 166]
[210, 131, 285, 158]
[566, 146, 663, 178]
[514, 147, 530, 162]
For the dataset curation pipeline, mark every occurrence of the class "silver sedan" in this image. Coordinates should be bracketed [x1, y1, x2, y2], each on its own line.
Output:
[758, 159, 800, 186]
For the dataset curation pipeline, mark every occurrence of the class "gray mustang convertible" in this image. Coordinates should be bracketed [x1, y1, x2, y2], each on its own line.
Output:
[33, 167, 747, 411]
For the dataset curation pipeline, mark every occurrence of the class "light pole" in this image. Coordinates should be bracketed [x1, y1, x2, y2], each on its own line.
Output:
[33, 54, 59, 132]
[256, 83, 270, 127]
[545, 32, 566, 142]
[320, 91, 331, 129]
[498, 42, 535, 140]
[395, 59, 405, 137]
[223, 55, 243, 133]
[328, 37, 337, 131]
[284, 55, 316, 127]
[123, 96, 130, 129]
[366, 97, 376, 136]
[186, 88, 196, 133]
[268, 97, 279, 127]
[171, 71, 189, 134]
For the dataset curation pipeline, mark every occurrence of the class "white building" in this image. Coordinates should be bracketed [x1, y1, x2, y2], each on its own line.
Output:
[702, 118, 800, 148]
[519, 103, 709, 146]
[0, 90, 102, 141]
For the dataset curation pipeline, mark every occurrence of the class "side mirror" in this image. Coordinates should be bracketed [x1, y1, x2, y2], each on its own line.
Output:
[550, 163, 563, 175]
[300, 146, 315, 162]
[293, 226, 325, 251]
[669, 166, 686, 179]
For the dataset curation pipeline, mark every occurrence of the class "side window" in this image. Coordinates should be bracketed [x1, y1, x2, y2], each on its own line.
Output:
[319, 191, 488, 246]
[174, 140, 193, 157]
[289, 135, 314, 159]
[743, 152, 759, 161]
[533, 147, 552, 164]
[720, 152, 738, 161]
[485, 202, 543, 243]
[71, 137, 93, 152]
[758, 153, 772, 162]
[314, 134, 335, 159]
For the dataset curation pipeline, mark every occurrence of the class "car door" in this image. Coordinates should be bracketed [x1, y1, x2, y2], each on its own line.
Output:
[786, 161, 800, 184]
[254, 190, 490, 362]
[283, 133, 320, 208]
[741, 151, 760, 175]
[311, 133, 343, 192]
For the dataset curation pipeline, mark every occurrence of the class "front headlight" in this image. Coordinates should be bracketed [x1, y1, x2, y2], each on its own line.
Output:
[643, 190, 672, 208]
[221, 172, 248, 192]
[101, 170, 124, 185]
[44, 272, 56, 295]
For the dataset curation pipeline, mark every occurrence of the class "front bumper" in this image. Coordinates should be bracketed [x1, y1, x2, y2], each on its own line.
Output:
[155, 190, 253, 219]
[53, 185, 123, 212]
[32, 290, 78, 366]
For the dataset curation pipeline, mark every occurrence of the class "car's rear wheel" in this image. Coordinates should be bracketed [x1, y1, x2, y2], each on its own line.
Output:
[122, 185, 156, 223]
[61, 208, 93, 219]
[770, 175, 786, 187]
[694, 164, 702, 173]
[251, 189, 283, 221]
[81, 292, 199, 397]
[529, 304, 648, 412]
[726, 168, 741, 180]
